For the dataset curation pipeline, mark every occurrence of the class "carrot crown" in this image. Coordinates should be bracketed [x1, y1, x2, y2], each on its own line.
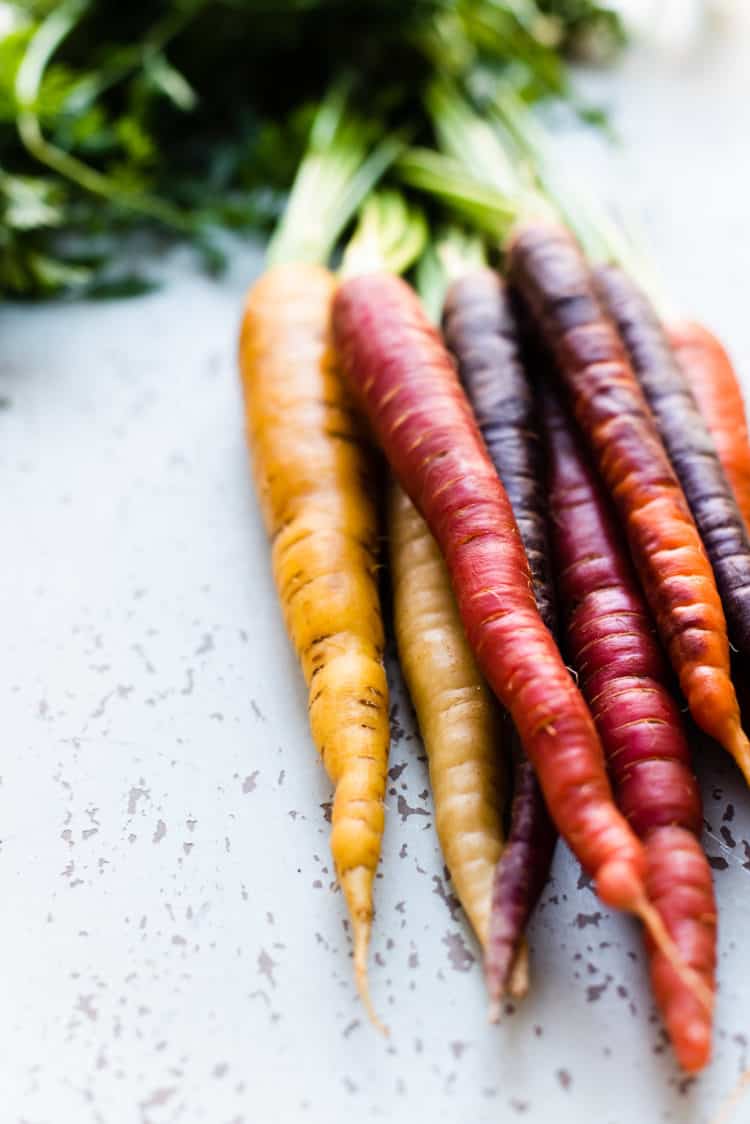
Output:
[266, 81, 404, 269]
[489, 85, 670, 314]
[414, 225, 486, 323]
[339, 189, 427, 280]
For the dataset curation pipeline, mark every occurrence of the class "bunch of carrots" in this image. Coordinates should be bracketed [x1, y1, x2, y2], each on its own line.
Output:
[236, 84, 750, 1075]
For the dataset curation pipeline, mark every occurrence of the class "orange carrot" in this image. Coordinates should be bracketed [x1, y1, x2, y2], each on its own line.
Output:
[668, 320, 750, 535]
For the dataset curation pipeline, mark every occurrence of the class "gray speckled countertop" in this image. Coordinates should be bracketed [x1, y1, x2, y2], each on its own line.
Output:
[2, 19, 750, 1124]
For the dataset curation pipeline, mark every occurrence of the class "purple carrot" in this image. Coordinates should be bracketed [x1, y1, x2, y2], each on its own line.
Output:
[595, 263, 750, 656]
[542, 382, 716, 1071]
[442, 268, 556, 1005]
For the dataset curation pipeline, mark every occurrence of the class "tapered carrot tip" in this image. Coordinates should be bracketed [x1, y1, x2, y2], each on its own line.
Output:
[353, 916, 388, 1036]
[507, 940, 530, 1001]
[595, 862, 713, 1015]
[488, 942, 529, 1023]
[636, 897, 715, 1016]
[595, 859, 645, 912]
[726, 722, 750, 787]
[674, 1019, 712, 1074]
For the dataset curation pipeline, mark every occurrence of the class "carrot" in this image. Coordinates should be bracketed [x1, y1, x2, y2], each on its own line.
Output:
[509, 222, 750, 784]
[668, 321, 750, 734]
[543, 383, 716, 1071]
[331, 270, 654, 922]
[668, 320, 750, 536]
[388, 481, 532, 994]
[442, 267, 556, 1004]
[595, 265, 750, 657]
[239, 262, 389, 1023]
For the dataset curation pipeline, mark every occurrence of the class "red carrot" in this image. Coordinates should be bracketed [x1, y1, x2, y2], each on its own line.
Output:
[332, 270, 672, 942]
[543, 383, 717, 1071]
[668, 320, 750, 536]
[509, 222, 750, 784]
[442, 268, 556, 1004]
[595, 265, 750, 657]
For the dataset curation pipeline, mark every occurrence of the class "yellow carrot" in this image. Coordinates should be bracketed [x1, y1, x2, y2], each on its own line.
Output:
[239, 262, 389, 1023]
[388, 481, 526, 990]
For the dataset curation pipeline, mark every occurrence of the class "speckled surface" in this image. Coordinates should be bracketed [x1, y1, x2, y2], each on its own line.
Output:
[1, 21, 750, 1124]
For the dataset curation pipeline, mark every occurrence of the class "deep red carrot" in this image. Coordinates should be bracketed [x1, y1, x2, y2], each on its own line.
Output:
[595, 265, 750, 656]
[442, 268, 556, 1004]
[668, 320, 750, 537]
[543, 384, 717, 1071]
[509, 222, 750, 785]
[332, 271, 653, 922]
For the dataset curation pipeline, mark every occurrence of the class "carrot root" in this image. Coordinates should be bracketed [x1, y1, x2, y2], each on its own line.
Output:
[507, 940, 530, 1000]
[726, 721, 750, 786]
[347, 885, 387, 1035]
[633, 896, 714, 1016]
[333, 269, 649, 980]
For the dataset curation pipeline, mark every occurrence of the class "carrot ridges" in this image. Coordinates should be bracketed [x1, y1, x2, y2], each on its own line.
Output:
[388, 481, 508, 956]
[443, 268, 556, 1000]
[508, 221, 747, 782]
[542, 381, 717, 1069]
[239, 262, 390, 1024]
[668, 320, 750, 537]
[596, 264, 750, 657]
[332, 268, 648, 926]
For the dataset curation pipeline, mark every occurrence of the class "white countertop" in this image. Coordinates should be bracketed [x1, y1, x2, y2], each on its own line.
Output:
[1, 20, 750, 1124]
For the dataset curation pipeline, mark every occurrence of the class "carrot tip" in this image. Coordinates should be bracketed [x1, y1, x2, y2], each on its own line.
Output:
[353, 918, 388, 1036]
[507, 939, 530, 1000]
[727, 723, 750, 788]
[595, 859, 644, 912]
[673, 1019, 712, 1074]
[488, 997, 502, 1025]
[635, 896, 714, 1016]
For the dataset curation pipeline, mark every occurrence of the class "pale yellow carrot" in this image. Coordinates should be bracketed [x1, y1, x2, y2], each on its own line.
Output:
[388, 481, 513, 958]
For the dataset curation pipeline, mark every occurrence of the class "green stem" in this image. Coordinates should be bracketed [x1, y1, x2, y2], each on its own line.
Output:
[397, 148, 518, 241]
[267, 81, 405, 268]
[492, 86, 671, 316]
[414, 224, 486, 324]
[339, 190, 427, 279]
[14, 0, 194, 231]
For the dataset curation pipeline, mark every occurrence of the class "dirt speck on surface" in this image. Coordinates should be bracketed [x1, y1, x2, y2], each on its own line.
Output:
[258, 949, 277, 988]
[127, 781, 150, 816]
[242, 771, 259, 794]
[396, 795, 428, 822]
[432, 873, 461, 921]
[442, 931, 475, 973]
[586, 976, 612, 1003]
[574, 912, 603, 930]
